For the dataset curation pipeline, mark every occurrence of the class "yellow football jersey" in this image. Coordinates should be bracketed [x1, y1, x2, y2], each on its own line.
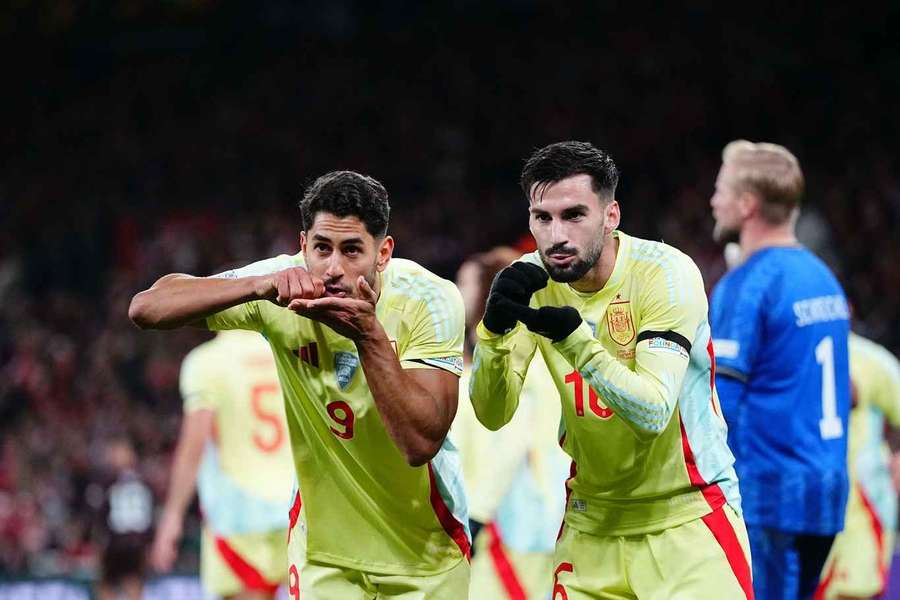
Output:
[819, 332, 900, 598]
[181, 330, 295, 535]
[206, 254, 469, 576]
[845, 332, 900, 534]
[471, 230, 741, 536]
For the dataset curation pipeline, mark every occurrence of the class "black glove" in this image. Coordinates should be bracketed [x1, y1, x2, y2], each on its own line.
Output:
[507, 304, 583, 342]
[482, 262, 549, 334]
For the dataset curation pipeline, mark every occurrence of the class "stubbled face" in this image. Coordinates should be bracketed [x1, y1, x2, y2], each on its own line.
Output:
[301, 213, 392, 298]
[529, 174, 613, 283]
[711, 162, 744, 243]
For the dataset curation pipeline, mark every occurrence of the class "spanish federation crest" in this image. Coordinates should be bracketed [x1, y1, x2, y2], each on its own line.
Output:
[334, 351, 359, 391]
[606, 301, 635, 346]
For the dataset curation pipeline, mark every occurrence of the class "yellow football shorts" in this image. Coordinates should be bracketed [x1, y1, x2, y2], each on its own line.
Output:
[201, 527, 288, 598]
[551, 505, 753, 599]
[286, 500, 469, 599]
[468, 522, 555, 599]
[817, 485, 894, 599]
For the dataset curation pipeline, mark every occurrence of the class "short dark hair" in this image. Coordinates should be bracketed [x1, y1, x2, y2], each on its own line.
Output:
[299, 171, 390, 237]
[520, 141, 620, 202]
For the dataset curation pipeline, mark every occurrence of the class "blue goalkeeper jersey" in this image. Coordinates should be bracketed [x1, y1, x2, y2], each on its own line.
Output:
[710, 246, 850, 535]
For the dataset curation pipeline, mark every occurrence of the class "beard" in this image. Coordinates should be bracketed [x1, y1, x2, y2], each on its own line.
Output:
[539, 241, 602, 283]
[712, 220, 740, 244]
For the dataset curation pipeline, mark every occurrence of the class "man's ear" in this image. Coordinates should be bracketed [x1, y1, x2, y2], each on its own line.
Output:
[738, 191, 759, 219]
[300, 232, 307, 253]
[376, 236, 394, 272]
[605, 200, 621, 235]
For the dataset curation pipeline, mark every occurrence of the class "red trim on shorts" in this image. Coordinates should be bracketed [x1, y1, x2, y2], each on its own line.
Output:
[214, 536, 280, 594]
[858, 484, 888, 592]
[700, 507, 754, 600]
[427, 462, 471, 560]
[287, 489, 302, 544]
[486, 523, 527, 600]
[680, 417, 753, 599]
[812, 562, 836, 600]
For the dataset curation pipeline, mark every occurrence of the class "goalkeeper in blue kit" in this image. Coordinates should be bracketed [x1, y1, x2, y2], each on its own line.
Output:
[709, 140, 851, 600]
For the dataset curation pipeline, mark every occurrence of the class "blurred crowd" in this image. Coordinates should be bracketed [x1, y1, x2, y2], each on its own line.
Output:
[1, 1, 898, 578]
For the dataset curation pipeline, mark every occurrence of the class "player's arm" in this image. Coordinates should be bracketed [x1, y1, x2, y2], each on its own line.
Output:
[150, 408, 213, 572]
[289, 276, 462, 466]
[469, 323, 538, 430]
[504, 262, 701, 439]
[128, 267, 324, 330]
[553, 324, 690, 438]
[469, 262, 546, 430]
[709, 280, 762, 429]
[361, 341, 459, 466]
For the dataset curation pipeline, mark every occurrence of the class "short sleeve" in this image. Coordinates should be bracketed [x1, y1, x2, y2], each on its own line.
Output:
[709, 271, 764, 382]
[398, 280, 466, 377]
[180, 346, 220, 413]
[205, 254, 303, 333]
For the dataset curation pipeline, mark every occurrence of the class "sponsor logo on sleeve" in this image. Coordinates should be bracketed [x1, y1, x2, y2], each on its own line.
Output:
[419, 356, 464, 374]
[647, 337, 690, 359]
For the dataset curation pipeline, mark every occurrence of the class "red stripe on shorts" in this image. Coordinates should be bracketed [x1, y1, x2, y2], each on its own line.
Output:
[486, 523, 527, 600]
[858, 483, 888, 592]
[680, 417, 753, 599]
[214, 536, 280, 593]
[427, 462, 471, 560]
[812, 561, 836, 600]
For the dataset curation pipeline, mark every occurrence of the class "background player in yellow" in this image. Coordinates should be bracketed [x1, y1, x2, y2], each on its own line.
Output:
[470, 141, 753, 599]
[453, 247, 569, 599]
[150, 329, 294, 599]
[129, 171, 470, 599]
[816, 332, 900, 600]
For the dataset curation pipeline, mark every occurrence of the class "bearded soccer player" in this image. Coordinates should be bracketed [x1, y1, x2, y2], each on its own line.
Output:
[709, 141, 850, 600]
[150, 330, 294, 599]
[129, 171, 470, 599]
[470, 141, 752, 599]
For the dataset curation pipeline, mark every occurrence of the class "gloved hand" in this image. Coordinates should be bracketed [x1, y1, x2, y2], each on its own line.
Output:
[508, 304, 583, 343]
[482, 262, 549, 334]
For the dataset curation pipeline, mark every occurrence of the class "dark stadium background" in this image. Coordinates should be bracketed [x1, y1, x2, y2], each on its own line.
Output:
[1, 1, 898, 595]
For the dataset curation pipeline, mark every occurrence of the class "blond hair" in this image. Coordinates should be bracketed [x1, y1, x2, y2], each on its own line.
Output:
[722, 140, 805, 224]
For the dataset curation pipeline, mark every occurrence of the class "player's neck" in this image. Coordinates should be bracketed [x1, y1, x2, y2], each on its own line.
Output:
[570, 234, 619, 293]
[739, 220, 799, 258]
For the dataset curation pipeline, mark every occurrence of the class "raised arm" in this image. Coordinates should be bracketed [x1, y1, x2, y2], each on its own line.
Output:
[128, 267, 324, 330]
[469, 262, 546, 430]
[358, 336, 460, 466]
[469, 323, 538, 430]
[289, 275, 466, 466]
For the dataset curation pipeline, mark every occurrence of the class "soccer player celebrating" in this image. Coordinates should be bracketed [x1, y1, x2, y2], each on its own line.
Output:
[709, 140, 851, 599]
[470, 141, 752, 598]
[816, 332, 900, 600]
[150, 330, 294, 599]
[129, 171, 470, 598]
